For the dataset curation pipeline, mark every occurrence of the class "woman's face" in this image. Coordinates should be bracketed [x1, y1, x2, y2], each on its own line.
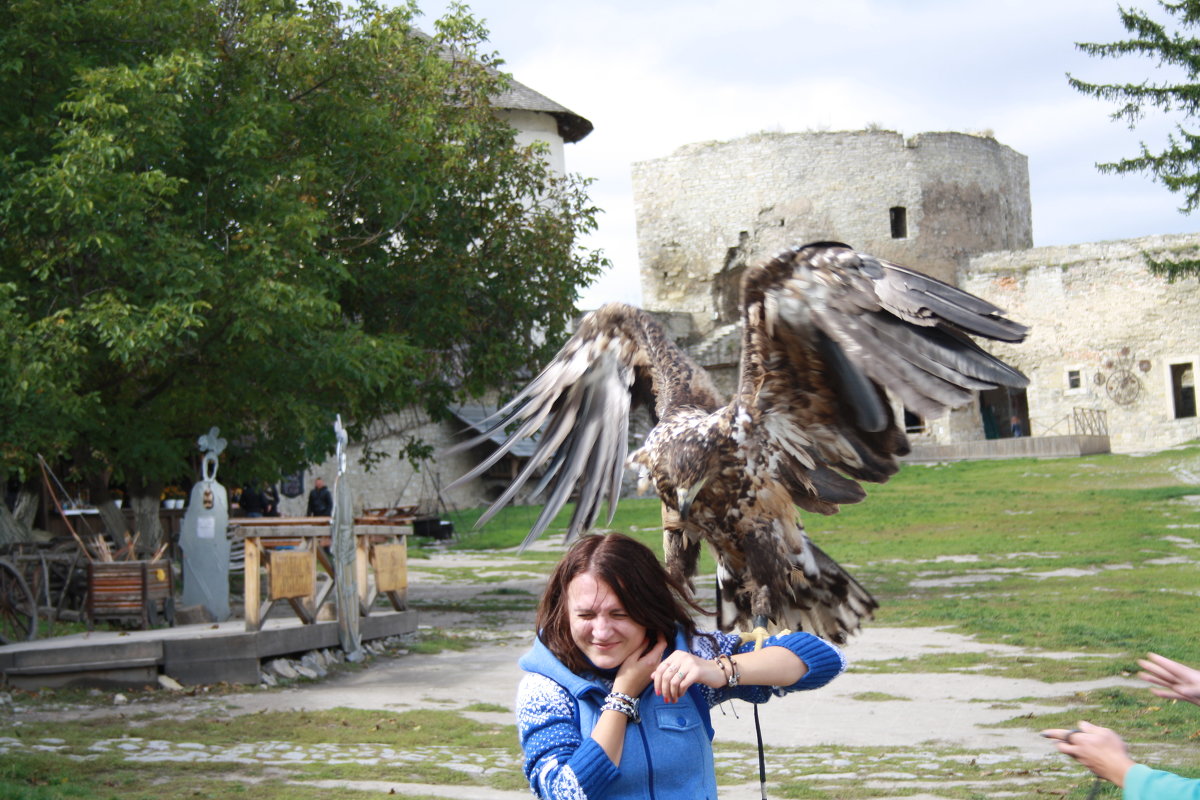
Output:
[566, 572, 647, 671]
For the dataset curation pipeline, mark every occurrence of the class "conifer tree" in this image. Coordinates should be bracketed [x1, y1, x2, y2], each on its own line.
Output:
[1069, 1, 1200, 279]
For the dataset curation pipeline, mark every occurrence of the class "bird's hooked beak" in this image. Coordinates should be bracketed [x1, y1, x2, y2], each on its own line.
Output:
[676, 478, 706, 522]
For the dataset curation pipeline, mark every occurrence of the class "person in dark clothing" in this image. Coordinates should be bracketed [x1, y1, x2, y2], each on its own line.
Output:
[263, 484, 280, 517]
[239, 483, 265, 517]
[306, 477, 332, 517]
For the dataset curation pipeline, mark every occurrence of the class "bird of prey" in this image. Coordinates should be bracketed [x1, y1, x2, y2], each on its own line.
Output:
[448, 242, 1028, 643]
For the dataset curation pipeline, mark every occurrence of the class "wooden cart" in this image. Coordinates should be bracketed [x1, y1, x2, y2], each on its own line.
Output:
[86, 559, 175, 629]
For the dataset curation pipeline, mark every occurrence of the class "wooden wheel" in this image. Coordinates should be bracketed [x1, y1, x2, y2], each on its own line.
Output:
[0, 558, 37, 643]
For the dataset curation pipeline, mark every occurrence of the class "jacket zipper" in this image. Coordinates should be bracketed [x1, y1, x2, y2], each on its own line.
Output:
[637, 719, 655, 798]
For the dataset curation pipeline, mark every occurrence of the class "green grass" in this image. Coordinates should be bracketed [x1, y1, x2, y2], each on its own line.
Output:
[404, 628, 476, 654]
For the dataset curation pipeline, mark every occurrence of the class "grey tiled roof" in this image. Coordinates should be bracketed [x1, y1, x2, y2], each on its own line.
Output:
[494, 76, 593, 143]
[421, 27, 593, 144]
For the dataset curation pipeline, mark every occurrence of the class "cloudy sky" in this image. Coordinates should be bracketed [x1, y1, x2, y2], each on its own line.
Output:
[418, 1, 1197, 309]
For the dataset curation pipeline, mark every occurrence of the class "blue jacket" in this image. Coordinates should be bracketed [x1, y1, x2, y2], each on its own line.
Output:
[516, 627, 845, 800]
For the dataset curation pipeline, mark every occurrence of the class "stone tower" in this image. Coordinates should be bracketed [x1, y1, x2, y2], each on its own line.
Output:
[632, 130, 1032, 337]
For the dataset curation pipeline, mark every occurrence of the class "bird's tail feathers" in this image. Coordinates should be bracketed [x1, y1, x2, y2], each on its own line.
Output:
[714, 540, 876, 644]
[779, 542, 877, 644]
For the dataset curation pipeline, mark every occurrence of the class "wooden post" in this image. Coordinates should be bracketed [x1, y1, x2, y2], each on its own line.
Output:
[243, 536, 261, 631]
[355, 534, 370, 613]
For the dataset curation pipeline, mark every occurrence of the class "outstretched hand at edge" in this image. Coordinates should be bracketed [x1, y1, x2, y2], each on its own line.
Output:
[1139, 652, 1200, 707]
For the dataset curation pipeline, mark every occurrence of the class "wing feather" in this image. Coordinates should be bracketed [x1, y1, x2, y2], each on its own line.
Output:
[447, 303, 718, 551]
[738, 241, 1028, 501]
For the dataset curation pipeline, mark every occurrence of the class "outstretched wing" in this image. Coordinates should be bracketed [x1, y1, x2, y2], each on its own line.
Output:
[740, 241, 1029, 499]
[445, 303, 723, 549]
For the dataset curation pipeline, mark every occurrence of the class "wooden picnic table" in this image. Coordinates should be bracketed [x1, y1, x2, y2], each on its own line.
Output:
[229, 516, 410, 632]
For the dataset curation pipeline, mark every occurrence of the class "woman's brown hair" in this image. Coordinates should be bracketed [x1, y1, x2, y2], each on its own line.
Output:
[537, 532, 709, 674]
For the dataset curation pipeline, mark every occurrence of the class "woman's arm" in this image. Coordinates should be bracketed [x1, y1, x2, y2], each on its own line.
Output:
[517, 674, 619, 800]
[517, 637, 667, 798]
[652, 630, 845, 705]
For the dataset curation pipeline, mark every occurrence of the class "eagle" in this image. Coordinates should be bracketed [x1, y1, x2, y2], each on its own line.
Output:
[449, 242, 1028, 644]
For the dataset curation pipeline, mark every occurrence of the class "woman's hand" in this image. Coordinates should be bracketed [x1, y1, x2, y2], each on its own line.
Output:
[613, 634, 667, 698]
[1139, 652, 1200, 707]
[1041, 721, 1136, 787]
[651, 651, 724, 704]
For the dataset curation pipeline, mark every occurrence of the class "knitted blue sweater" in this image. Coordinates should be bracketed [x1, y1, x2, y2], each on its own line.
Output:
[516, 628, 845, 800]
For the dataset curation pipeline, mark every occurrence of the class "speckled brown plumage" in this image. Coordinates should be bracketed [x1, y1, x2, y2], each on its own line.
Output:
[449, 242, 1027, 643]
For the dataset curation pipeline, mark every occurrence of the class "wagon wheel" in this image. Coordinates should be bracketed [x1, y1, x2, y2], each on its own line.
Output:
[0, 558, 38, 643]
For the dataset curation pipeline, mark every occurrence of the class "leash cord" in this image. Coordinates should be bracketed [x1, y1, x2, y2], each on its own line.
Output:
[754, 703, 767, 799]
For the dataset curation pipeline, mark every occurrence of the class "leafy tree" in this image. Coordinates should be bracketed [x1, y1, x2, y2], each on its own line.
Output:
[0, 0, 606, 548]
[1069, 0, 1200, 279]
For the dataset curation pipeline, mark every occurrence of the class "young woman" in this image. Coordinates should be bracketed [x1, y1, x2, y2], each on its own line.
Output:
[516, 532, 846, 800]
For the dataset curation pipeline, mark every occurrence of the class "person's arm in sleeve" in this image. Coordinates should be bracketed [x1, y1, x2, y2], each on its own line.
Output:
[1123, 763, 1200, 799]
[516, 674, 618, 799]
[662, 630, 845, 706]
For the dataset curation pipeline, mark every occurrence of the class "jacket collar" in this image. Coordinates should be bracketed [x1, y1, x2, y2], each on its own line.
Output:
[518, 628, 689, 697]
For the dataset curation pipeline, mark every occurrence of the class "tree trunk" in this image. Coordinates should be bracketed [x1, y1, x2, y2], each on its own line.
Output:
[129, 476, 165, 558]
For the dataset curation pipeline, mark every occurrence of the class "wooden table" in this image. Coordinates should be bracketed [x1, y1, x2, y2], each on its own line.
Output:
[229, 517, 410, 632]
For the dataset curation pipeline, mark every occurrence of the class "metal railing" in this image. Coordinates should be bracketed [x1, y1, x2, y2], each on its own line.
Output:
[1041, 408, 1109, 437]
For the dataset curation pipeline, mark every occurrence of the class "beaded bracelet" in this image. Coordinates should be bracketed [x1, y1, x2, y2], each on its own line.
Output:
[601, 691, 641, 723]
[714, 653, 740, 687]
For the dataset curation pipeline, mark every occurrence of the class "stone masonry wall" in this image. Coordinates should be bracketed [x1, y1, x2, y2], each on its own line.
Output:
[277, 412, 482, 519]
[633, 130, 1031, 336]
[961, 234, 1200, 453]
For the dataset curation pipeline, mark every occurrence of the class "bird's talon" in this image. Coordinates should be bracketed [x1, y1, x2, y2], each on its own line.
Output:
[738, 626, 770, 651]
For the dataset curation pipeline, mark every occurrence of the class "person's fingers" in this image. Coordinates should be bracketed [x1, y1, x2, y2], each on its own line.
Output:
[653, 660, 676, 694]
[1140, 653, 1193, 684]
[645, 635, 668, 662]
[1137, 660, 1175, 686]
[655, 656, 689, 699]
[1041, 728, 1074, 741]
